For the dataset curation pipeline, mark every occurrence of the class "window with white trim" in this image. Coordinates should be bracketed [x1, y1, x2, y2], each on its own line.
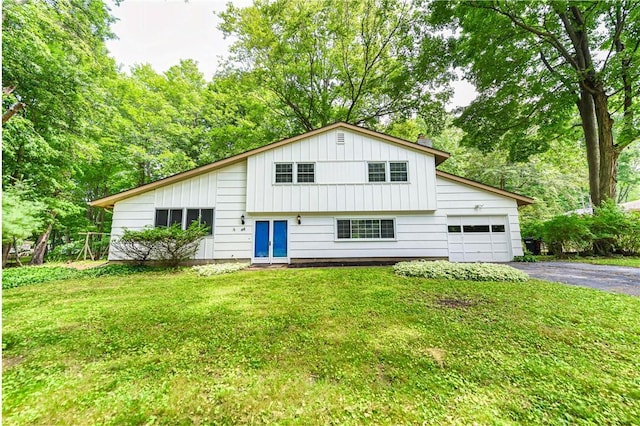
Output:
[368, 162, 386, 182]
[155, 209, 183, 228]
[186, 208, 214, 235]
[275, 163, 293, 183]
[367, 161, 408, 182]
[390, 162, 408, 182]
[155, 208, 214, 236]
[297, 163, 315, 183]
[336, 219, 395, 239]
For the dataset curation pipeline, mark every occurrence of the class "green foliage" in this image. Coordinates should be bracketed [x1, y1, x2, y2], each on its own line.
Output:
[2, 266, 79, 289]
[430, 1, 640, 204]
[542, 214, 593, 256]
[219, 0, 451, 131]
[1, 185, 45, 243]
[2, 264, 155, 290]
[4, 267, 639, 423]
[513, 253, 538, 263]
[520, 219, 545, 240]
[112, 223, 208, 266]
[393, 260, 529, 282]
[192, 262, 250, 276]
[539, 204, 640, 256]
[45, 241, 83, 262]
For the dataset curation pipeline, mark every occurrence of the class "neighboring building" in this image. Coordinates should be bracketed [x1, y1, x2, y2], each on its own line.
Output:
[91, 122, 533, 264]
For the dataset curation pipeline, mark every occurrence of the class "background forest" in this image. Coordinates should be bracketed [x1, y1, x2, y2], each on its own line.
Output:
[2, 0, 639, 265]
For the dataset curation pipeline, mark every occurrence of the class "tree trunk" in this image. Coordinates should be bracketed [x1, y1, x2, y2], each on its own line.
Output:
[2, 243, 11, 268]
[593, 90, 618, 203]
[30, 221, 54, 265]
[12, 237, 23, 267]
[576, 89, 601, 206]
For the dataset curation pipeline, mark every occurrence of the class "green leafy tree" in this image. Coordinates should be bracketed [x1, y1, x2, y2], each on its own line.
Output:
[2, 0, 117, 264]
[219, 0, 452, 132]
[431, 1, 640, 206]
[1, 185, 45, 267]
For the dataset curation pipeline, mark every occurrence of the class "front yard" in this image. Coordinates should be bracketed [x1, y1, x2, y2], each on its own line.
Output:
[3, 267, 639, 424]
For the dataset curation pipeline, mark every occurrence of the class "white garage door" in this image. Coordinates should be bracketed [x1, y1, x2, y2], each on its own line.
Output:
[447, 216, 511, 262]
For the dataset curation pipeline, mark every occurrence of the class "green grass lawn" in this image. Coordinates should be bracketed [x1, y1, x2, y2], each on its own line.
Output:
[3, 267, 640, 424]
[534, 255, 640, 268]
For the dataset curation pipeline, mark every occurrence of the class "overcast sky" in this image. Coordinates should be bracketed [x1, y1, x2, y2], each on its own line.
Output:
[105, 0, 476, 109]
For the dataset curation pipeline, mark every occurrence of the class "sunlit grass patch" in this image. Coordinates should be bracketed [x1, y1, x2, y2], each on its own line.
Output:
[3, 267, 639, 424]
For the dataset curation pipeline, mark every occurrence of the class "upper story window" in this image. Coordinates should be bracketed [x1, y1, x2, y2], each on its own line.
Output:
[390, 162, 408, 182]
[368, 162, 386, 182]
[275, 162, 315, 183]
[367, 161, 408, 182]
[297, 163, 315, 183]
[275, 163, 293, 183]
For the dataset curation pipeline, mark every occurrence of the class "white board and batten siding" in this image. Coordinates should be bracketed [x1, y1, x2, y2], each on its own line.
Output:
[436, 175, 524, 261]
[246, 129, 438, 213]
[109, 162, 252, 261]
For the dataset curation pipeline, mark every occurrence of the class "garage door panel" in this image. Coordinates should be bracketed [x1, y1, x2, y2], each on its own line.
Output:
[446, 216, 511, 262]
[462, 234, 492, 243]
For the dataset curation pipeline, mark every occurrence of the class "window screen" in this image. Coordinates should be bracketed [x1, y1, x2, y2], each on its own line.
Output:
[155, 209, 182, 228]
[390, 162, 408, 182]
[186, 208, 214, 235]
[275, 163, 293, 183]
[337, 219, 395, 239]
[368, 162, 386, 182]
[297, 163, 315, 183]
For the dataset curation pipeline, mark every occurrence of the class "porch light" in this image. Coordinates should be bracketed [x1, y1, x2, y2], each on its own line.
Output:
[297, 215, 301, 225]
[241, 214, 245, 225]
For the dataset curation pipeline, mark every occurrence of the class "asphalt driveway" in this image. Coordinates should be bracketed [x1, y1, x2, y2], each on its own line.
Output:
[509, 262, 640, 296]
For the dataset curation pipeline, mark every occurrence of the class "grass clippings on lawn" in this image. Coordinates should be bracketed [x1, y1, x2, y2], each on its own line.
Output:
[3, 267, 639, 425]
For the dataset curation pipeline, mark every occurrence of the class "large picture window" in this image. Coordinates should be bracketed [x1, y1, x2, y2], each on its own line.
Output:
[336, 219, 395, 239]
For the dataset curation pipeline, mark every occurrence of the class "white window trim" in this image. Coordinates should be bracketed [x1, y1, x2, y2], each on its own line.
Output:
[155, 207, 215, 238]
[334, 217, 397, 242]
[273, 162, 317, 184]
[366, 161, 409, 183]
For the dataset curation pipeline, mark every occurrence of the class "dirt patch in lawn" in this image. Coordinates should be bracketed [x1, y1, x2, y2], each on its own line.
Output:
[3, 355, 25, 371]
[436, 297, 478, 309]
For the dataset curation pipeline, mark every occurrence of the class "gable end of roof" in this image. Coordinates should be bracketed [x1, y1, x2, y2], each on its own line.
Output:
[91, 122, 451, 208]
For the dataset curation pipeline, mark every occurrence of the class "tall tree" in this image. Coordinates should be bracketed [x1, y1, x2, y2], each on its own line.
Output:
[2, 0, 116, 264]
[431, 1, 640, 206]
[220, 0, 452, 132]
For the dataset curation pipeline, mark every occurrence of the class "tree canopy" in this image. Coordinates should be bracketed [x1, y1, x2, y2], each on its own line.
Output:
[219, 0, 452, 133]
[2, 0, 639, 266]
[431, 0, 640, 206]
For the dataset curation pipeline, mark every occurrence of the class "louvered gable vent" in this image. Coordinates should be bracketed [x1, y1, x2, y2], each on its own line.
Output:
[336, 132, 345, 145]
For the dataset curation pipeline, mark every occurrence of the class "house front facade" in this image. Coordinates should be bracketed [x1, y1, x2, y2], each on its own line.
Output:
[91, 123, 533, 264]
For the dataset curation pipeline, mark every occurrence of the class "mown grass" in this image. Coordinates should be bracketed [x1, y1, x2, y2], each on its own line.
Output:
[535, 255, 640, 268]
[3, 267, 639, 424]
[564, 256, 640, 268]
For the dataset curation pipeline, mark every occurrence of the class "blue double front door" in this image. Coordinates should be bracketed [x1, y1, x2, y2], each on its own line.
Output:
[254, 220, 288, 262]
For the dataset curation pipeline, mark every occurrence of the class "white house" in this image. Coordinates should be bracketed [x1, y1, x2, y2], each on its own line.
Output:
[91, 122, 533, 264]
